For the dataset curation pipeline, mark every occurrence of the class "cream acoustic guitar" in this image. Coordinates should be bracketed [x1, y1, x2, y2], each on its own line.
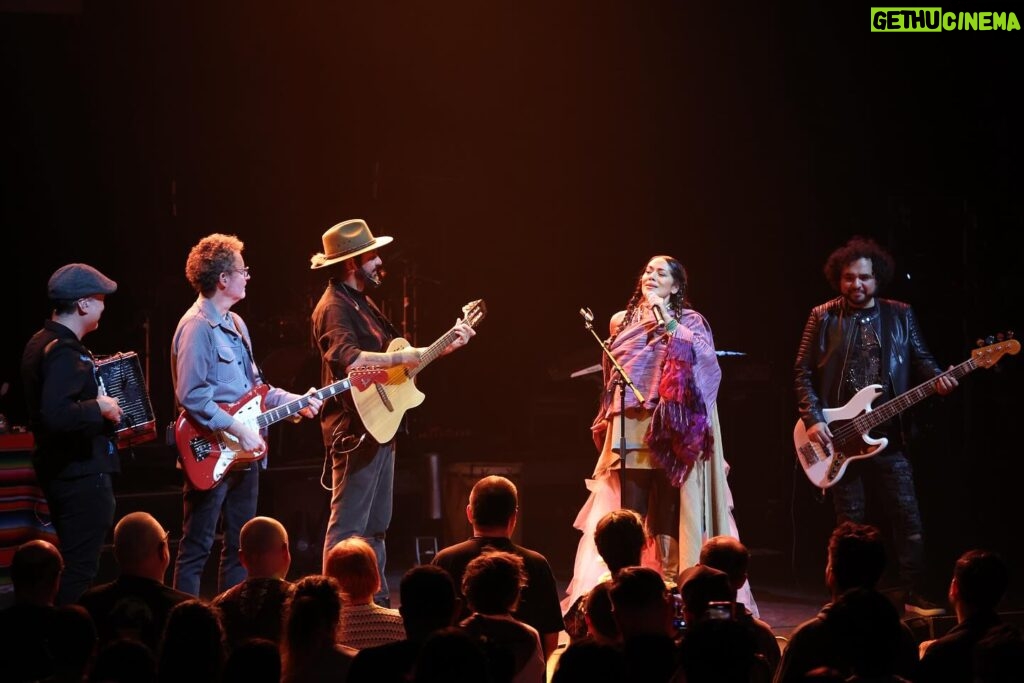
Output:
[352, 299, 487, 443]
[794, 335, 1018, 490]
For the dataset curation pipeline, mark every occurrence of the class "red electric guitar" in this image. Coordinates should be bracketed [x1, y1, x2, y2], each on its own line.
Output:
[175, 368, 384, 490]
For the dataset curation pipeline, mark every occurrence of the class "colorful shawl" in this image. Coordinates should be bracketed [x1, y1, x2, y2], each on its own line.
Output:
[591, 308, 717, 486]
[647, 334, 714, 485]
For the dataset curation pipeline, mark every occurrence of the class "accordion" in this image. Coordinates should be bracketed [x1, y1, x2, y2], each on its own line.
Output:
[96, 351, 157, 448]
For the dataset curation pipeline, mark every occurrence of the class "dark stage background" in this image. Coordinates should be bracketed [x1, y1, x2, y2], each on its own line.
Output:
[2, 2, 1021, 596]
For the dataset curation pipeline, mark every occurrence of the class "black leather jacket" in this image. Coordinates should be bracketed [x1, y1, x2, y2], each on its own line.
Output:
[794, 297, 942, 430]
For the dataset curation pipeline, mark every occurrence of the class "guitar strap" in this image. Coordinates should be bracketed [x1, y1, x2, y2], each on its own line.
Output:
[364, 296, 400, 340]
[229, 312, 266, 386]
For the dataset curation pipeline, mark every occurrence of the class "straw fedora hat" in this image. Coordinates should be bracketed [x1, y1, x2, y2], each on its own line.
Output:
[310, 219, 394, 270]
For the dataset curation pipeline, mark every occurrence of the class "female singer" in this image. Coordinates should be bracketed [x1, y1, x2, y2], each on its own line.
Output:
[563, 255, 755, 616]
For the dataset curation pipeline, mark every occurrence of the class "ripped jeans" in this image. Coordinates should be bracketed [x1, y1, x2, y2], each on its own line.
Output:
[831, 449, 925, 590]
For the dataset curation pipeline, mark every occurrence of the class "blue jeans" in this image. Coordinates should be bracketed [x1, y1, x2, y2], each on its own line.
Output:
[44, 472, 117, 605]
[322, 437, 395, 601]
[831, 449, 925, 589]
[173, 464, 258, 596]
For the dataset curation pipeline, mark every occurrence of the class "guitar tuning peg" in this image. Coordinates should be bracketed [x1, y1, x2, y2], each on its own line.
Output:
[985, 336, 996, 345]
[996, 332, 1005, 342]
[1007, 330, 1015, 339]
[975, 339, 985, 348]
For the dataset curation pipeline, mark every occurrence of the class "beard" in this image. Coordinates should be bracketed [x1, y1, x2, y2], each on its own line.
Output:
[358, 266, 383, 289]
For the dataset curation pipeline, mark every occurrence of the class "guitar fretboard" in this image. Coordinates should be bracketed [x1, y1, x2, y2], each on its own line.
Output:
[852, 359, 975, 432]
[408, 327, 463, 378]
[255, 378, 352, 429]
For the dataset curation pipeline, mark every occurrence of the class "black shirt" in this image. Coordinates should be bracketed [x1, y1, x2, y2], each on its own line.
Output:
[432, 536, 565, 639]
[312, 280, 398, 442]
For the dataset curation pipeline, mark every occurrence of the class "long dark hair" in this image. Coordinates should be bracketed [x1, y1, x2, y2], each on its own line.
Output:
[612, 255, 690, 344]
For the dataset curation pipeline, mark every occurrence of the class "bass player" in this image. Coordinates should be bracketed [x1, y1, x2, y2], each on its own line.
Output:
[794, 236, 956, 617]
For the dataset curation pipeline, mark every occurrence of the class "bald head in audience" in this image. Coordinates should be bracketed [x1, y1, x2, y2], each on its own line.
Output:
[699, 535, 750, 593]
[113, 512, 170, 582]
[12, 539, 63, 606]
[239, 516, 291, 580]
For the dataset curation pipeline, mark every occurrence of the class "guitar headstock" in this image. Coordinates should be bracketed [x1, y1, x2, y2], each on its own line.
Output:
[972, 332, 1019, 369]
[350, 366, 388, 391]
[461, 299, 488, 328]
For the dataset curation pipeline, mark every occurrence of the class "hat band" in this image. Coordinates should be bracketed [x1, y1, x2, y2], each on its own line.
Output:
[323, 238, 376, 260]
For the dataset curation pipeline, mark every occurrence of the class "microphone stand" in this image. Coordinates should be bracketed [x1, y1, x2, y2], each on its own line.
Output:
[580, 308, 644, 461]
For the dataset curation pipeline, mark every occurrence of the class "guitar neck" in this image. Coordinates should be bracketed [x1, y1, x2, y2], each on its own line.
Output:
[408, 327, 461, 378]
[255, 377, 352, 429]
[858, 358, 976, 431]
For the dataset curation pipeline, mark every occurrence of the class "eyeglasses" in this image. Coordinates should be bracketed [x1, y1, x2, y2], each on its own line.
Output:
[227, 266, 251, 279]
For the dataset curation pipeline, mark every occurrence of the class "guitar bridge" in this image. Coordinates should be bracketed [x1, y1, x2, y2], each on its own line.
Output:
[799, 443, 819, 467]
[375, 383, 394, 412]
[189, 438, 211, 462]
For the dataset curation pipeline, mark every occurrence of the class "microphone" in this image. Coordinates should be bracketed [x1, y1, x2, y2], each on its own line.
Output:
[651, 304, 666, 329]
[359, 267, 384, 289]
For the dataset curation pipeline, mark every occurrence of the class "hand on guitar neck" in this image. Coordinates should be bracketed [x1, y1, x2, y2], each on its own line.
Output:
[350, 319, 476, 370]
[442, 318, 476, 354]
[933, 365, 958, 395]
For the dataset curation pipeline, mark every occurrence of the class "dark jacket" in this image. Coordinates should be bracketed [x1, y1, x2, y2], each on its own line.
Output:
[917, 611, 1002, 683]
[774, 601, 919, 683]
[794, 297, 942, 432]
[21, 320, 118, 482]
[79, 574, 193, 650]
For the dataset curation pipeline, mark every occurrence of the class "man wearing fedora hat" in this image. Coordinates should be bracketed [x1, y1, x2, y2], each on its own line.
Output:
[172, 233, 322, 597]
[21, 263, 124, 604]
[310, 218, 475, 606]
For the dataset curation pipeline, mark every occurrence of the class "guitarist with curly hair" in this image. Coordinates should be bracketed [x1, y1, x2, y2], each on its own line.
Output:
[795, 236, 957, 617]
[172, 233, 322, 597]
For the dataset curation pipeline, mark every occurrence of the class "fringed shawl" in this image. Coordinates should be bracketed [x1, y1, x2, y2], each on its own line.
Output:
[647, 335, 714, 485]
[592, 308, 719, 485]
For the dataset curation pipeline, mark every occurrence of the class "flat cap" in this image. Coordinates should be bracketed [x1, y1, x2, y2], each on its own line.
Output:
[47, 263, 118, 301]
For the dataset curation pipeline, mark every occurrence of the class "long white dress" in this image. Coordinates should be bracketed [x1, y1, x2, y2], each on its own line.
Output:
[562, 401, 758, 617]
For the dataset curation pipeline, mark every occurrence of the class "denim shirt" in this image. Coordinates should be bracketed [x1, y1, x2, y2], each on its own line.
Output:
[172, 296, 296, 435]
